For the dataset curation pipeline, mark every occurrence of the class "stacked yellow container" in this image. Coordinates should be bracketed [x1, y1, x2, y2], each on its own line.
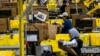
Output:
[56, 34, 70, 41]
[95, 33, 100, 46]
[89, 33, 97, 46]
[8, 34, 19, 46]
[46, 19, 64, 25]
[80, 33, 90, 46]
[96, 18, 100, 27]
[10, 19, 26, 32]
[0, 34, 10, 46]
[0, 50, 15, 56]
[46, 0, 57, 11]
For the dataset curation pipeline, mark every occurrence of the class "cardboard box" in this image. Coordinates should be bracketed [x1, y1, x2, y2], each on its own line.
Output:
[27, 6, 48, 22]
[1, 2, 17, 8]
[0, 3, 2, 8]
[26, 23, 48, 41]
[0, 7, 17, 18]
[71, 14, 93, 27]
[65, 4, 87, 16]
[48, 25, 57, 40]
[0, 18, 9, 33]
[32, 6, 48, 14]
[26, 23, 58, 40]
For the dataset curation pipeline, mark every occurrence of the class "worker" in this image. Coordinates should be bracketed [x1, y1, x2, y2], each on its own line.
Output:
[61, 15, 72, 33]
[59, 0, 67, 14]
[59, 28, 83, 56]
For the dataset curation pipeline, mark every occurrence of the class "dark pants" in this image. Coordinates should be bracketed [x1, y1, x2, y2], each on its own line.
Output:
[67, 53, 82, 56]
[67, 53, 76, 56]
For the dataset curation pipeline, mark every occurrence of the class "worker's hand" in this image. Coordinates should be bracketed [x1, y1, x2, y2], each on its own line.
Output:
[58, 40, 68, 46]
[58, 39, 64, 45]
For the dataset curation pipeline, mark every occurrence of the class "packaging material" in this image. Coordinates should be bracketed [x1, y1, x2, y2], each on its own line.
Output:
[48, 25, 57, 40]
[26, 23, 48, 41]
[0, 18, 9, 33]
[26, 23, 58, 40]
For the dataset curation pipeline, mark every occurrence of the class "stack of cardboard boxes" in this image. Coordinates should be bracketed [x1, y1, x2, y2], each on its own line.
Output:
[0, 0, 17, 3]
[0, 2, 17, 33]
[26, 5, 58, 41]
[71, 14, 95, 32]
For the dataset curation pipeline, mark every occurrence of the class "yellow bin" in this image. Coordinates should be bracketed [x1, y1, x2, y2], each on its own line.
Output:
[0, 50, 15, 56]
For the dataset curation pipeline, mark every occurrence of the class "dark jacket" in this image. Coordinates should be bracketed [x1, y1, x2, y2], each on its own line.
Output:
[67, 37, 83, 56]
[61, 19, 72, 33]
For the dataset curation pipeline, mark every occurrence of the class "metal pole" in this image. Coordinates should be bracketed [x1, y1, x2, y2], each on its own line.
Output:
[19, 0, 35, 56]
[75, 0, 78, 14]
[18, 0, 23, 15]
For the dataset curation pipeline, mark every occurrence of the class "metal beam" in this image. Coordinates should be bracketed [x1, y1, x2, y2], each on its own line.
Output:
[18, 0, 23, 15]
[19, 0, 35, 56]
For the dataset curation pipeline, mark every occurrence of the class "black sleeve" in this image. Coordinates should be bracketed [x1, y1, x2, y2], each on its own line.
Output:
[60, 5, 66, 13]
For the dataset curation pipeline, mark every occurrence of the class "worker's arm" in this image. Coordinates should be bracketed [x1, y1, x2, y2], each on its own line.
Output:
[63, 39, 78, 47]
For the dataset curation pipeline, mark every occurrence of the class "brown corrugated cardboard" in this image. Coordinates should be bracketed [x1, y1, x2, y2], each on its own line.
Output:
[0, 7, 17, 18]
[48, 25, 57, 40]
[26, 23, 48, 41]
[0, 3, 2, 8]
[26, 23, 58, 40]
[1, 2, 17, 8]
[65, 4, 87, 16]
[71, 14, 93, 27]
[0, 18, 9, 33]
